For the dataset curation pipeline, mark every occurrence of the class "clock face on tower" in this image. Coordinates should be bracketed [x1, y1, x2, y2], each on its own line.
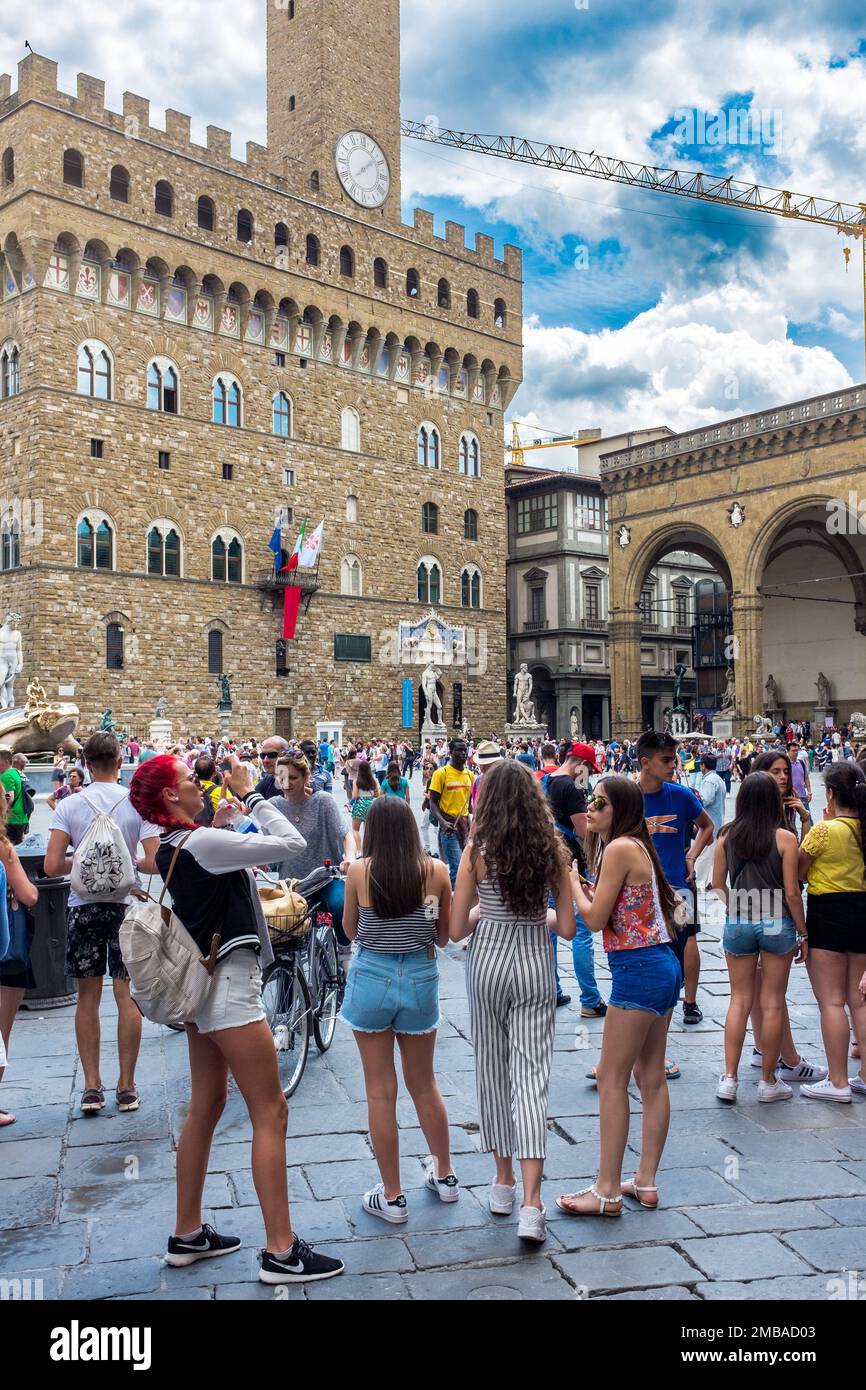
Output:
[334, 131, 391, 208]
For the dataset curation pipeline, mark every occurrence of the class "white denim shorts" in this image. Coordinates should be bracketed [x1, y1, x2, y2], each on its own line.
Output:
[193, 949, 265, 1035]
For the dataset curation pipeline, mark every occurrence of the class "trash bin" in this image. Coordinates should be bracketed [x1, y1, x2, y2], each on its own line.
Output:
[17, 836, 77, 1010]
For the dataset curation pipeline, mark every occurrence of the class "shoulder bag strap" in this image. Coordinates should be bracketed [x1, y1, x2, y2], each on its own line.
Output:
[157, 831, 194, 907]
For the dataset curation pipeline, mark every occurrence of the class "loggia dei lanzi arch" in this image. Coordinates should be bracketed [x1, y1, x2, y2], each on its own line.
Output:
[601, 385, 866, 738]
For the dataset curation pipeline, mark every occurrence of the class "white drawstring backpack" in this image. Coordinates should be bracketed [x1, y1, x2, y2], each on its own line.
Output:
[70, 792, 136, 902]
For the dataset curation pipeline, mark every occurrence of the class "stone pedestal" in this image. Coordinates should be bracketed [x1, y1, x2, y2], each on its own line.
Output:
[712, 717, 733, 740]
[504, 722, 548, 740]
[764, 705, 786, 728]
[421, 720, 448, 741]
[814, 706, 837, 732]
[148, 717, 173, 748]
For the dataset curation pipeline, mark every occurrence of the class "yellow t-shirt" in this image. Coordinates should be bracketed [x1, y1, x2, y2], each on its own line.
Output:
[429, 765, 474, 819]
[801, 817, 866, 895]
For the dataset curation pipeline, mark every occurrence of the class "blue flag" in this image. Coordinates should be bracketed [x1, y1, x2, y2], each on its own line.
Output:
[267, 513, 283, 573]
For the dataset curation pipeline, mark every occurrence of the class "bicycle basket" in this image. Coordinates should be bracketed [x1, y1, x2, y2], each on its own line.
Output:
[257, 879, 311, 944]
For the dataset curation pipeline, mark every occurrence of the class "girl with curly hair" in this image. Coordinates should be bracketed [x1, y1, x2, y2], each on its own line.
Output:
[450, 759, 575, 1244]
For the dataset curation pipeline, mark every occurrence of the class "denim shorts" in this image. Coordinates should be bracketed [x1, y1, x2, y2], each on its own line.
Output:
[193, 949, 265, 1034]
[608, 943, 682, 1017]
[339, 946, 440, 1035]
[723, 918, 797, 957]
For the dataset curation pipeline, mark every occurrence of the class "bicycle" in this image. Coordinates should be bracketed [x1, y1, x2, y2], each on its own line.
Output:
[295, 863, 347, 1054]
[258, 876, 315, 1098]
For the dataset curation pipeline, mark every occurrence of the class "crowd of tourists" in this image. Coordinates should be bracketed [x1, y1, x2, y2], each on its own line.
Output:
[1, 721, 865, 1286]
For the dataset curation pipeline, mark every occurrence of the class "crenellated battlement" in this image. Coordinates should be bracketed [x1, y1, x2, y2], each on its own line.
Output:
[1, 52, 521, 278]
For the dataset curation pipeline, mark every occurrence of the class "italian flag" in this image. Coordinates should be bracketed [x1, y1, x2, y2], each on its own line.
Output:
[284, 517, 307, 573]
[282, 518, 307, 640]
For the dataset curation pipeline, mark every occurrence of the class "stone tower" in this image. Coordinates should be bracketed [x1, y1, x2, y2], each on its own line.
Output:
[267, 0, 402, 222]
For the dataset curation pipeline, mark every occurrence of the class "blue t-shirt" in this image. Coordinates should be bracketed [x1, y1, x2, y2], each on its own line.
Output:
[641, 781, 703, 891]
[516, 752, 536, 770]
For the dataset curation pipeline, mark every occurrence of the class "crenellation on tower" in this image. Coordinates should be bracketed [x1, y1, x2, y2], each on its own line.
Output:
[76, 74, 105, 113]
[164, 110, 192, 144]
[122, 92, 151, 130]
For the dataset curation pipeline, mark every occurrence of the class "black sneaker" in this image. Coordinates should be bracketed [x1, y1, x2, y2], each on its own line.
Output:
[165, 1223, 241, 1267]
[580, 1002, 608, 1018]
[683, 1002, 703, 1024]
[259, 1236, 345, 1284]
[556, 992, 572, 1008]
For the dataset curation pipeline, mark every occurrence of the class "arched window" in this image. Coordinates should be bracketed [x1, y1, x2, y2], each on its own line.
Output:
[211, 532, 243, 583]
[341, 406, 361, 452]
[421, 501, 439, 535]
[373, 257, 388, 289]
[417, 422, 441, 469]
[309, 170, 320, 193]
[437, 279, 451, 309]
[147, 522, 182, 577]
[109, 165, 129, 202]
[63, 148, 83, 187]
[464, 508, 478, 541]
[106, 622, 124, 670]
[237, 208, 253, 243]
[467, 288, 480, 318]
[346, 493, 358, 524]
[340, 555, 363, 597]
[77, 341, 112, 399]
[212, 374, 242, 427]
[494, 298, 506, 329]
[1, 148, 13, 186]
[273, 391, 292, 437]
[0, 343, 20, 399]
[0, 515, 20, 570]
[274, 222, 289, 249]
[306, 233, 320, 266]
[416, 558, 442, 606]
[208, 629, 223, 674]
[154, 180, 174, 216]
[339, 245, 354, 277]
[461, 566, 482, 609]
[459, 431, 481, 476]
[197, 195, 215, 231]
[77, 514, 114, 570]
[146, 358, 179, 414]
[406, 268, 420, 298]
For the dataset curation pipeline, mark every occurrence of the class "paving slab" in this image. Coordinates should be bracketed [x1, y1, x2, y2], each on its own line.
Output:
[62, 1257, 164, 1300]
[0, 1220, 87, 1272]
[679, 1232, 813, 1281]
[727, 1160, 866, 1202]
[553, 1208, 704, 1250]
[698, 1276, 838, 1300]
[409, 1259, 575, 1300]
[683, 1201, 838, 1236]
[0, 1104, 69, 1139]
[0, 1175, 58, 1229]
[0, 1136, 63, 1179]
[405, 1223, 565, 1270]
[552, 1245, 699, 1294]
[781, 1225, 866, 1273]
[604, 1285, 697, 1300]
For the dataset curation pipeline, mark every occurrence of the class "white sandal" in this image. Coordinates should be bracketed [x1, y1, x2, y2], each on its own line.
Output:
[555, 1184, 623, 1217]
[622, 1179, 659, 1208]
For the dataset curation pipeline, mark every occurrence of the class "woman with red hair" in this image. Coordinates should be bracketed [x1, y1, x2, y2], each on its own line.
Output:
[130, 753, 345, 1286]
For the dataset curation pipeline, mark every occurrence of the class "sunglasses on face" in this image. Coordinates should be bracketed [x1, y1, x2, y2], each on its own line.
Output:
[261, 751, 279, 760]
[588, 795, 610, 811]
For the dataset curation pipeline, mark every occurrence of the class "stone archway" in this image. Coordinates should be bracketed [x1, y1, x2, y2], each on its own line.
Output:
[602, 385, 866, 735]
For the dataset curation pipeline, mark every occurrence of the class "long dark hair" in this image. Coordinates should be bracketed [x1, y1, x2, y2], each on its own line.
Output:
[583, 774, 678, 935]
[363, 796, 427, 918]
[386, 760, 402, 790]
[824, 762, 866, 871]
[719, 772, 783, 863]
[471, 760, 570, 916]
[354, 760, 378, 794]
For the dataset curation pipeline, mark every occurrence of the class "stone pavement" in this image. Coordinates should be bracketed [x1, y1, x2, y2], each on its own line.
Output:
[2, 771, 865, 1301]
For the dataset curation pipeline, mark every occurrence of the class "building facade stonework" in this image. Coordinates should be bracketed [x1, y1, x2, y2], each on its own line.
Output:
[0, 1, 521, 739]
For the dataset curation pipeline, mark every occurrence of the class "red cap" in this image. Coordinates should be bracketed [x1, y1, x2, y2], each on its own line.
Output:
[569, 741, 600, 772]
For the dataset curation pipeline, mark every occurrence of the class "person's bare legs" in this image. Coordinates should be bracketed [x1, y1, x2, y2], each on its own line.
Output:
[0, 984, 24, 1119]
[396, 1031, 454, 1180]
[112, 977, 142, 1093]
[806, 949, 851, 1088]
[493, 1151, 516, 1188]
[211, 1020, 292, 1252]
[174, 1025, 228, 1236]
[559, 1006, 654, 1212]
[631, 1011, 673, 1200]
[751, 965, 800, 1068]
[355, 1030, 401, 1199]
[683, 934, 700, 1006]
[519, 1157, 544, 1210]
[756, 951, 795, 1084]
[846, 953, 866, 1084]
[75, 976, 105, 1092]
[723, 953, 759, 1078]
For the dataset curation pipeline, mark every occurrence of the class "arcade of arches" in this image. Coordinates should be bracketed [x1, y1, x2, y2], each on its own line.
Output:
[602, 386, 866, 736]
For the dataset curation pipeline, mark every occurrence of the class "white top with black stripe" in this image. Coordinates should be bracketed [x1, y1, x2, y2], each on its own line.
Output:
[356, 902, 436, 954]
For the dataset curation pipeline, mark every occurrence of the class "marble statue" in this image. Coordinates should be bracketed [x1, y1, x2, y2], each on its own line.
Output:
[765, 673, 779, 707]
[570, 707, 579, 740]
[155, 695, 168, 719]
[815, 672, 831, 707]
[849, 711, 866, 737]
[512, 663, 536, 725]
[719, 666, 737, 712]
[753, 714, 774, 737]
[0, 612, 23, 711]
[421, 662, 443, 727]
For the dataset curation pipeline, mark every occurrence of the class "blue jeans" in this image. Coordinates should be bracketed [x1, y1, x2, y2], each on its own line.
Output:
[438, 828, 463, 887]
[549, 912, 604, 1009]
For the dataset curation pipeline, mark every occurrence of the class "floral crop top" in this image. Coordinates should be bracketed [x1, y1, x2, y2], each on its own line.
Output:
[602, 841, 670, 952]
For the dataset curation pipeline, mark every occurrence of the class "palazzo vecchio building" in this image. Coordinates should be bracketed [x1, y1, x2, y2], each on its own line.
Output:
[0, 1, 522, 740]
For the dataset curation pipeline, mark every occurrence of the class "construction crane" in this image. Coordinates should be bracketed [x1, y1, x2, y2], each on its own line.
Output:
[401, 120, 866, 374]
[506, 421, 584, 466]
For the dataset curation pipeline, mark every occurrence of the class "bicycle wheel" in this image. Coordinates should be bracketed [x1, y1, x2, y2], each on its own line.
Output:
[261, 956, 311, 1097]
[312, 927, 340, 1053]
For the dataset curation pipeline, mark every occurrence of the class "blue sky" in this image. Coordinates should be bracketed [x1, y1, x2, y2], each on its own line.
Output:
[5, 0, 865, 436]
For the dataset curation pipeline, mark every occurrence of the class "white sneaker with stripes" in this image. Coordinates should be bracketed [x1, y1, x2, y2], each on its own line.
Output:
[362, 1183, 409, 1224]
[424, 1158, 460, 1203]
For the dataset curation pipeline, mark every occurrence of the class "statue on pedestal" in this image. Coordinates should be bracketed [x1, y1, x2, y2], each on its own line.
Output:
[0, 612, 23, 711]
[421, 662, 443, 730]
[512, 663, 536, 725]
[570, 707, 579, 740]
[765, 673, 780, 707]
[719, 666, 736, 712]
[217, 674, 232, 711]
[815, 672, 831, 707]
[155, 695, 168, 719]
[99, 708, 115, 732]
[672, 662, 687, 712]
